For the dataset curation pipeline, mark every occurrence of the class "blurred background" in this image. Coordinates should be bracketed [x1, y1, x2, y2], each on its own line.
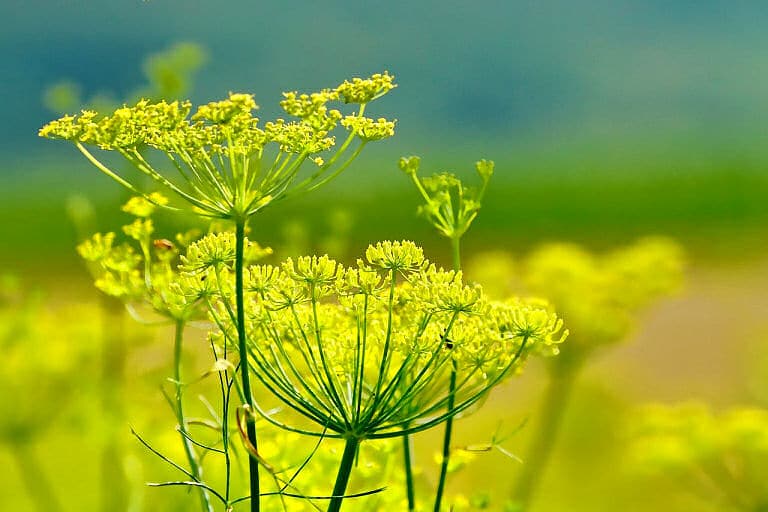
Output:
[1, 1, 767, 511]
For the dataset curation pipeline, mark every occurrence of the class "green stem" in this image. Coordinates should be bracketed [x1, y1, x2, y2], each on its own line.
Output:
[510, 363, 579, 510]
[433, 363, 457, 512]
[432, 235, 463, 512]
[12, 444, 63, 512]
[403, 433, 416, 511]
[327, 437, 360, 512]
[450, 235, 461, 274]
[236, 218, 261, 512]
[173, 319, 214, 512]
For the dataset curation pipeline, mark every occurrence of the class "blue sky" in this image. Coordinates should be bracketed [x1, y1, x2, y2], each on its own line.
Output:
[3, 0, 768, 174]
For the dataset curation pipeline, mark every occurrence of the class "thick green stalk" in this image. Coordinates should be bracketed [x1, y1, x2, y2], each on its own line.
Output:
[510, 362, 579, 510]
[236, 218, 261, 512]
[327, 437, 360, 512]
[403, 433, 416, 511]
[173, 319, 214, 512]
[450, 235, 461, 274]
[432, 235, 462, 512]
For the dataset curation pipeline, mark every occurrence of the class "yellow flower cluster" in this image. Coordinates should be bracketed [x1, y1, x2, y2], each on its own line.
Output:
[78, 196, 271, 321]
[203, 240, 565, 440]
[40, 99, 192, 150]
[192, 93, 257, 124]
[40, 73, 397, 219]
[335, 72, 396, 104]
[78, 231, 145, 299]
[180, 231, 272, 274]
[280, 89, 343, 131]
[365, 240, 425, 272]
[341, 115, 396, 142]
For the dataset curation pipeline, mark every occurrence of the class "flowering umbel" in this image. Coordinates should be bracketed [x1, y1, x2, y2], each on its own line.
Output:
[398, 156, 493, 241]
[40, 73, 397, 220]
[202, 240, 566, 439]
[77, 195, 272, 321]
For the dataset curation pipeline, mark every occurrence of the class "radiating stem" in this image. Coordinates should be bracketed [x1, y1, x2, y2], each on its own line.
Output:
[510, 361, 580, 510]
[403, 432, 416, 511]
[327, 437, 360, 512]
[432, 235, 462, 512]
[236, 217, 261, 512]
[173, 319, 214, 512]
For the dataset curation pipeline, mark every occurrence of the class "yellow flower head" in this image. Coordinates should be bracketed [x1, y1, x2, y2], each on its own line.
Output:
[335, 71, 396, 104]
[207, 241, 565, 440]
[41, 73, 397, 219]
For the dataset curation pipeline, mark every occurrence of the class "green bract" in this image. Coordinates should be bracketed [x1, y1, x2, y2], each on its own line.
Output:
[40, 72, 397, 220]
[203, 240, 566, 440]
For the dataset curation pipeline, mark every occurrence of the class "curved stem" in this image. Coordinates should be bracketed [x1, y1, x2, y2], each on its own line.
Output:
[510, 362, 579, 510]
[173, 320, 214, 512]
[432, 235, 463, 512]
[327, 437, 360, 512]
[236, 218, 261, 512]
[305, 141, 367, 193]
[209, 335, 234, 505]
[76, 143, 144, 194]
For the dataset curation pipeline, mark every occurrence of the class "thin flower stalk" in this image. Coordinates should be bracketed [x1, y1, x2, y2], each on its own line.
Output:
[432, 232, 467, 512]
[173, 319, 214, 512]
[398, 156, 494, 511]
[235, 218, 261, 506]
